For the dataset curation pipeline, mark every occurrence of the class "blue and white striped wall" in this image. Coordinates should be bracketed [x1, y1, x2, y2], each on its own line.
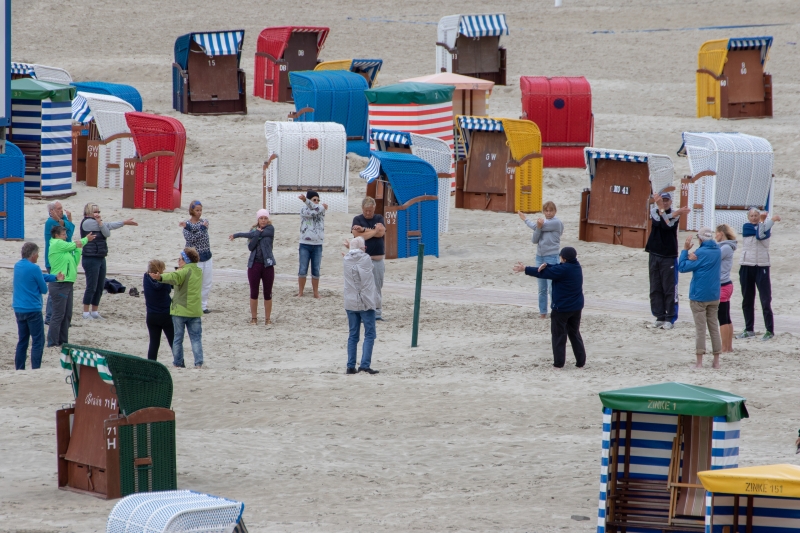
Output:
[12, 98, 72, 196]
[708, 495, 800, 533]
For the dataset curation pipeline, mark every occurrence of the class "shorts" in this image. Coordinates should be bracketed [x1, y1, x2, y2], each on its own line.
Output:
[719, 281, 733, 303]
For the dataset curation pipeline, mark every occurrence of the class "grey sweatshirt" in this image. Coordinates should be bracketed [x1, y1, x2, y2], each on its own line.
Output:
[343, 249, 377, 311]
[525, 216, 564, 257]
[81, 218, 124, 237]
[718, 239, 737, 284]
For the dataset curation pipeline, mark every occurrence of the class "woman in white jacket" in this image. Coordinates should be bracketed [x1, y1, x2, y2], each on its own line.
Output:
[738, 209, 781, 341]
[343, 237, 379, 375]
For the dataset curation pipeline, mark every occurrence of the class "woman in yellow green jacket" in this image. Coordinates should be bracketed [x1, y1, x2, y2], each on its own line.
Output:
[47, 225, 94, 348]
[149, 247, 204, 368]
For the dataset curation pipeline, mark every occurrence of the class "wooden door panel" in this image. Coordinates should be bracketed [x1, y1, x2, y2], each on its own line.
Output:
[455, 36, 500, 73]
[724, 49, 765, 104]
[587, 159, 651, 229]
[187, 41, 239, 101]
[464, 131, 509, 194]
[285, 32, 319, 71]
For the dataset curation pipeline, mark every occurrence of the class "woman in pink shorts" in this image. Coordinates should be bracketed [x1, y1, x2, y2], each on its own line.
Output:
[716, 224, 737, 352]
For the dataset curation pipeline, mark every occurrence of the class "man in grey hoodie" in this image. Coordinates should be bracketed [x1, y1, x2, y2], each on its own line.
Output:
[343, 237, 379, 375]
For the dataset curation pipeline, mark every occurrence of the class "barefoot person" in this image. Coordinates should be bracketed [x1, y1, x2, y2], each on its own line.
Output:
[513, 247, 586, 369]
[180, 200, 213, 314]
[47, 226, 94, 349]
[229, 209, 276, 325]
[518, 201, 563, 318]
[737, 209, 781, 341]
[716, 224, 738, 353]
[645, 192, 690, 329]
[297, 191, 327, 298]
[343, 237, 379, 375]
[149, 248, 204, 368]
[352, 197, 386, 320]
[143, 260, 174, 361]
[678, 228, 722, 369]
[79, 203, 137, 320]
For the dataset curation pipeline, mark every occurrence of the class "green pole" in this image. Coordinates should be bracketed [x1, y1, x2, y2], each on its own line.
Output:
[411, 242, 424, 347]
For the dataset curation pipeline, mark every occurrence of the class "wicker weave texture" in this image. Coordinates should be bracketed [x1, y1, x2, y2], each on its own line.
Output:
[99, 350, 173, 415]
[409, 133, 453, 233]
[289, 71, 368, 142]
[73, 81, 143, 112]
[541, 146, 585, 168]
[436, 15, 460, 73]
[696, 39, 729, 119]
[253, 26, 329, 101]
[0, 142, 26, 239]
[107, 491, 244, 533]
[119, 422, 177, 498]
[499, 118, 543, 213]
[126, 112, 186, 210]
[31, 64, 72, 84]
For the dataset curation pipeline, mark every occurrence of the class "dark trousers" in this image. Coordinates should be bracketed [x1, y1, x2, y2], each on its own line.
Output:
[82, 256, 107, 307]
[45, 267, 52, 324]
[648, 254, 677, 321]
[16, 311, 45, 370]
[248, 262, 275, 300]
[146, 312, 175, 361]
[739, 265, 774, 333]
[47, 282, 73, 347]
[550, 309, 586, 368]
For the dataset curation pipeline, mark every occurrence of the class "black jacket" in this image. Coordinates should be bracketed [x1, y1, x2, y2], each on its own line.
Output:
[143, 273, 172, 314]
[525, 259, 584, 312]
[645, 208, 679, 258]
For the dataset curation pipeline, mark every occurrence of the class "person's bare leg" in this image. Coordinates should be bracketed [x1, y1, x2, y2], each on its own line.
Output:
[712, 353, 720, 369]
[92, 305, 98, 313]
[312, 278, 320, 299]
[723, 324, 734, 352]
[264, 299, 272, 325]
[83, 304, 90, 313]
[540, 314, 547, 319]
[695, 353, 703, 369]
[296, 277, 306, 297]
[250, 299, 258, 321]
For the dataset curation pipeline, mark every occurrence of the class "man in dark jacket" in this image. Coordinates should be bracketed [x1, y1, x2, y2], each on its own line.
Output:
[514, 247, 586, 368]
[645, 192, 690, 329]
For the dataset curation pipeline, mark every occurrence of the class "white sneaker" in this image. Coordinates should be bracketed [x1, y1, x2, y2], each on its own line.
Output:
[90, 312, 104, 320]
[662, 322, 674, 330]
[82, 312, 94, 320]
[651, 320, 665, 329]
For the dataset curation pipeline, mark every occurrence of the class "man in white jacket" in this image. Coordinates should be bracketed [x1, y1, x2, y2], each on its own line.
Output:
[343, 237, 379, 374]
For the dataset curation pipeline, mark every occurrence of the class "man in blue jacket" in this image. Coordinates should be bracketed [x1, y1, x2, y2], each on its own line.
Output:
[13, 242, 63, 370]
[678, 227, 722, 369]
[514, 247, 586, 369]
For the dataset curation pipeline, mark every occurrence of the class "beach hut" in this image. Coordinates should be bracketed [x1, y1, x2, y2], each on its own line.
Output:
[7, 78, 75, 198]
[366, 82, 455, 191]
[173, 30, 247, 115]
[0, 142, 26, 240]
[71, 92, 136, 188]
[122, 112, 185, 211]
[454, 116, 542, 213]
[521, 76, 593, 168]
[596, 382, 747, 533]
[698, 464, 800, 533]
[696, 37, 773, 119]
[677, 132, 773, 232]
[10, 62, 73, 84]
[370, 129, 453, 233]
[579, 148, 674, 248]
[107, 491, 248, 532]
[263, 121, 348, 214]
[359, 150, 439, 259]
[254, 26, 330, 103]
[436, 14, 508, 85]
[71, 81, 143, 112]
[288, 70, 370, 157]
[315, 59, 383, 88]
[56, 344, 177, 499]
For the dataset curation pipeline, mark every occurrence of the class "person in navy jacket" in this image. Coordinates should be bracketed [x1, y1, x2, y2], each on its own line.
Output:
[514, 247, 586, 368]
[678, 227, 722, 369]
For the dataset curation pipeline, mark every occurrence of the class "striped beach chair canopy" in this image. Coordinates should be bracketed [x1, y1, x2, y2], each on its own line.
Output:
[456, 115, 503, 154]
[174, 30, 245, 70]
[458, 14, 509, 38]
[358, 151, 438, 202]
[370, 129, 412, 150]
[584, 148, 674, 200]
[728, 36, 773, 63]
[71, 93, 92, 124]
[11, 62, 35, 76]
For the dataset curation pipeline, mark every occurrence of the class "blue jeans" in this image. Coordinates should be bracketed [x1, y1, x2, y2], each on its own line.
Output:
[346, 310, 376, 370]
[16, 311, 45, 370]
[298, 243, 322, 278]
[172, 316, 203, 366]
[536, 254, 559, 314]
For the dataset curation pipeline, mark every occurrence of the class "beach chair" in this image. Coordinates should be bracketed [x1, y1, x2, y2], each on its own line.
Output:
[288, 70, 370, 156]
[71, 81, 143, 112]
[359, 151, 439, 259]
[107, 491, 248, 533]
[521, 76, 593, 168]
[9, 62, 72, 84]
[596, 382, 747, 533]
[455, 116, 542, 213]
[56, 344, 177, 499]
[579, 148, 674, 248]
[370, 129, 453, 233]
[173, 30, 247, 115]
[696, 37, 773, 119]
[123, 112, 186, 211]
[436, 14, 508, 85]
[254, 26, 329, 102]
[8, 78, 75, 198]
[10, 62, 36, 80]
[72, 92, 136, 188]
[263, 121, 348, 214]
[315, 59, 383, 88]
[677, 132, 773, 232]
[0, 142, 26, 240]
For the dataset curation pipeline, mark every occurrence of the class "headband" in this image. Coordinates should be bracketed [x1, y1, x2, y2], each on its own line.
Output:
[180, 251, 192, 263]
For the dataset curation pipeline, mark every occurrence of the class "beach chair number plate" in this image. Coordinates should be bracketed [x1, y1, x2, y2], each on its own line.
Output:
[280, 65, 288, 71]
[208, 59, 216, 66]
[298, 50, 305, 56]
[610, 185, 629, 195]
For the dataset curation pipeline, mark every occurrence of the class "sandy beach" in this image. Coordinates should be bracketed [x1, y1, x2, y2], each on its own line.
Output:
[1, 0, 800, 531]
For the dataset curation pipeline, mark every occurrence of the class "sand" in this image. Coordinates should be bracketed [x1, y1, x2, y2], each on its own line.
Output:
[1, 0, 800, 531]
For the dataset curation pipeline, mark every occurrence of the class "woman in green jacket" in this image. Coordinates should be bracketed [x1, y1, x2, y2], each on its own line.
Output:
[47, 226, 94, 348]
[149, 247, 204, 368]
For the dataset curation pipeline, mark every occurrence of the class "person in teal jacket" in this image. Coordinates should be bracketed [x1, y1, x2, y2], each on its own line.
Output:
[149, 247, 204, 368]
[47, 226, 94, 348]
[678, 227, 722, 369]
